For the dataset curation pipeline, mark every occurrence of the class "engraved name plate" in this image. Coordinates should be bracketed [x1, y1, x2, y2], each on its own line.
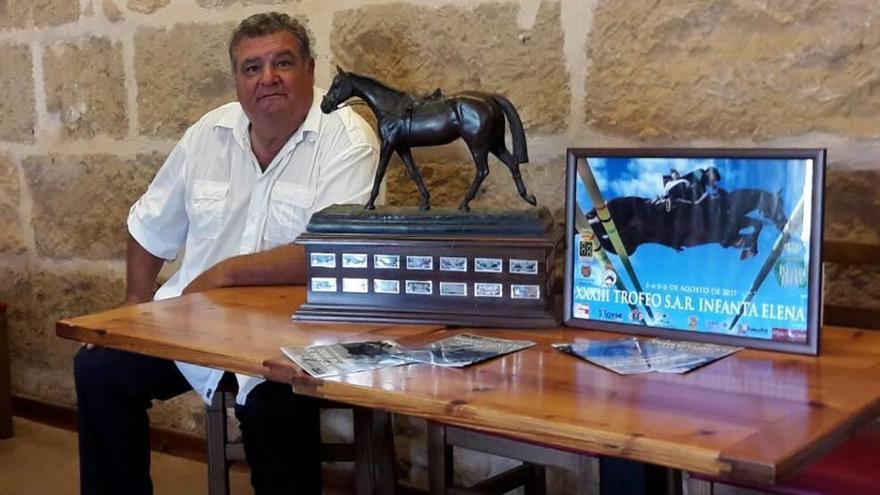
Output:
[406, 280, 433, 295]
[474, 282, 503, 297]
[311, 277, 337, 292]
[407, 255, 433, 270]
[511, 284, 540, 299]
[439, 256, 467, 272]
[342, 278, 368, 293]
[509, 259, 539, 275]
[310, 252, 336, 268]
[342, 253, 368, 269]
[474, 257, 502, 273]
[374, 254, 400, 269]
[439, 282, 468, 297]
[373, 279, 400, 294]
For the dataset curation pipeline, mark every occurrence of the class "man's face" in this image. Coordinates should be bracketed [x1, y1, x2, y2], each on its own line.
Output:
[232, 31, 315, 125]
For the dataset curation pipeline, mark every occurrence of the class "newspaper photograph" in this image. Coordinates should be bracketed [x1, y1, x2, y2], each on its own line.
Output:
[553, 337, 740, 375]
[402, 334, 535, 368]
[280, 340, 408, 378]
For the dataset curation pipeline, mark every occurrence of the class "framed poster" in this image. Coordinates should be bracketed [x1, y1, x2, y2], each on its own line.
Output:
[563, 148, 825, 355]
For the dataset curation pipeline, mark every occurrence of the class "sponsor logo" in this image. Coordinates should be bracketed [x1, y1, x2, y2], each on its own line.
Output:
[773, 327, 808, 343]
[601, 269, 617, 287]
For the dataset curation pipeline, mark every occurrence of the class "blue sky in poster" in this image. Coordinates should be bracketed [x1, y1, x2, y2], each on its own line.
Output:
[571, 156, 815, 342]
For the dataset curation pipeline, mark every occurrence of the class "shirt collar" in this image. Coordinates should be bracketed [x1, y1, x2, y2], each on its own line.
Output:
[217, 88, 323, 151]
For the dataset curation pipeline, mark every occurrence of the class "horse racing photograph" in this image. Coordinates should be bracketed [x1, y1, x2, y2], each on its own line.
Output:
[564, 148, 826, 354]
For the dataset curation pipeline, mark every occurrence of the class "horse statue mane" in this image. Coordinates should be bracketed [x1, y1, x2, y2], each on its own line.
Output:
[320, 66, 536, 212]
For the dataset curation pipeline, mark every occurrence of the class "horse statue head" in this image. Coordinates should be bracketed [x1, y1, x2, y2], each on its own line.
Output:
[321, 66, 536, 212]
[320, 66, 358, 114]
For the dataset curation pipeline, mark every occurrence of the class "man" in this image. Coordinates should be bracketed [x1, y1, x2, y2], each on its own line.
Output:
[660, 169, 689, 211]
[73, 12, 378, 495]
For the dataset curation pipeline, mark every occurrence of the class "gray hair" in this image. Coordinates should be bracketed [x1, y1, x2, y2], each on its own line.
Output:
[228, 12, 313, 69]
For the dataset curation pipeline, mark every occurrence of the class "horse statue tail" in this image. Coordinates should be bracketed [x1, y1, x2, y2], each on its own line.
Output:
[492, 95, 529, 164]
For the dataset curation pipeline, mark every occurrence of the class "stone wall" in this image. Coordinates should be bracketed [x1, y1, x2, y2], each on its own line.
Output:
[0, 0, 878, 489]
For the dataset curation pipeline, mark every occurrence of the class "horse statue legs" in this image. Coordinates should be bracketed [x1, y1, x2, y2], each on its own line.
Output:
[458, 96, 537, 211]
[491, 143, 536, 207]
[460, 145, 491, 211]
[365, 143, 394, 210]
[364, 143, 432, 211]
[398, 147, 431, 210]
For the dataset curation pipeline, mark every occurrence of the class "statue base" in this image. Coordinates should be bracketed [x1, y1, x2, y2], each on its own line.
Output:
[293, 205, 563, 328]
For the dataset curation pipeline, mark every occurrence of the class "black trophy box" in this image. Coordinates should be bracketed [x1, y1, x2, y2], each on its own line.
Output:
[293, 205, 563, 327]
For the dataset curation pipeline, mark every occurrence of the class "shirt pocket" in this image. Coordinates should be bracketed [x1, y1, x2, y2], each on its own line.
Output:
[190, 179, 229, 239]
[265, 182, 316, 243]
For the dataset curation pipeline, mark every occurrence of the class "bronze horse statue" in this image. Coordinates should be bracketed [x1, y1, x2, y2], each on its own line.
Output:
[320, 67, 536, 211]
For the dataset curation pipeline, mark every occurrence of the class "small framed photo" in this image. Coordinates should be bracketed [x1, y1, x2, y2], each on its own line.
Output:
[564, 147, 825, 355]
[342, 253, 368, 269]
[439, 282, 468, 297]
[342, 278, 368, 293]
[373, 279, 400, 294]
[407, 255, 433, 271]
[310, 252, 336, 268]
[510, 259, 539, 275]
[406, 280, 433, 295]
[474, 282, 503, 298]
[373, 254, 400, 270]
[511, 284, 541, 299]
[474, 258, 502, 273]
[310, 277, 337, 292]
[439, 256, 468, 272]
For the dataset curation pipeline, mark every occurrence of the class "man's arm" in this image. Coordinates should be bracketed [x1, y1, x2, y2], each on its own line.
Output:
[182, 243, 306, 295]
[125, 234, 165, 305]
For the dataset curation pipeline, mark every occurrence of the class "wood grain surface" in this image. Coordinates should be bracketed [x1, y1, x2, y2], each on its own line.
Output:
[57, 286, 880, 485]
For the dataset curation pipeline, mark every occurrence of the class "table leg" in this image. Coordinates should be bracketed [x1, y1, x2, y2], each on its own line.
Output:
[354, 407, 397, 495]
[427, 422, 453, 494]
[682, 472, 713, 495]
[575, 455, 601, 495]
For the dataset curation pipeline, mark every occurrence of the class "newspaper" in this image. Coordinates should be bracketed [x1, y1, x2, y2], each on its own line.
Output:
[280, 340, 408, 378]
[553, 337, 740, 375]
[401, 334, 535, 368]
[282, 334, 535, 377]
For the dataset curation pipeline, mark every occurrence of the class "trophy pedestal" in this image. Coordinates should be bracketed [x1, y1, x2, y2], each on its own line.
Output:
[293, 205, 563, 328]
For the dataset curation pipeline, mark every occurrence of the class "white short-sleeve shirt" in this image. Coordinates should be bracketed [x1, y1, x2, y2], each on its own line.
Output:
[127, 90, 379, 405]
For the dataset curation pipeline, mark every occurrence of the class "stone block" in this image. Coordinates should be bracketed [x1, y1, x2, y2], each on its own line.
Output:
[127, 0, 171, 14]
[23, 153, 163, 260]
[824, 263, 880, 312]
[136, 22, 237, 138]
[585, 1, 880, 139]
[0, 43, 35, 143]
[385, 153, 564, 220]
[5, 265, 124, 399]
[150, 393, 205, 435]
[0, 0, 79, 29]
[44, 37, 127, 139]
[331, 1, 569, 133]
[196, 0, 287, 8]
[824, 169, 880, 243]
[103, 0, 123, 21]
[385, 157, 472, 208]
[0, 154, 26, 254]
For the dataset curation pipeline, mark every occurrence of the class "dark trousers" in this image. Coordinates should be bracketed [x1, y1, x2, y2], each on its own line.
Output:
[74, 347, 321, 495]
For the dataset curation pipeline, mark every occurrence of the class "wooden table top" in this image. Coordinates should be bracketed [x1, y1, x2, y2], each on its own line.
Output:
[57, 286, 880, 485]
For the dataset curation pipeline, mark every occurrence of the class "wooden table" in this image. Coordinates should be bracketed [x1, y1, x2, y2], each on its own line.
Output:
[57, 286, 880, 491]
